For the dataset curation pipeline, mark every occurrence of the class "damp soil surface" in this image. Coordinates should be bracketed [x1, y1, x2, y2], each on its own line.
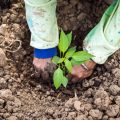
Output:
[0, 0, 120, 120]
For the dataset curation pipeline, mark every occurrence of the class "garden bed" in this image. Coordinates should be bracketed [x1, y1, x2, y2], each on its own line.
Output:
[0, 0, 120, 120]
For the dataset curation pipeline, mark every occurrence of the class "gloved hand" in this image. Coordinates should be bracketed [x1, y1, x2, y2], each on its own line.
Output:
[33, 58, 56, 83]
[33, 57, 96, 84]
[33, 58, 51, 71]
[69, 60, 96, 83]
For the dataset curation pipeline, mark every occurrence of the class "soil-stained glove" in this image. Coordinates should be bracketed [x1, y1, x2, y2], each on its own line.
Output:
[24, 0, 59, 49]
[84, 0, 120, 64]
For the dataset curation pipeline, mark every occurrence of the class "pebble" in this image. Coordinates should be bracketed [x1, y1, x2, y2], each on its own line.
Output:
[0, 78, 6, 84]
[74, 101, 81, 111]
[112, 68, 120, 78]
[106, 105, 119, 117]
[46, 91, 50, 95]
[102, 115, 109, 120]
[65, 98, 73, 108]
[109, 85, 120, 95]
[89, 109, 103, 120]
[46, 108, 54, 115]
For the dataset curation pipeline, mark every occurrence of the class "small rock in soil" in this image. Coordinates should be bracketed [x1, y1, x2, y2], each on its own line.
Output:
[94, 89, 111, 110]
[45, 108, 54, 115]
[106, 105, 119, 117]
[65, 98, 76, 108]
[102, 115, 109, 120]
[112, 68, 120, 78]
[109, 85, 120, 95]
[84, 104, 92, 111]
[74, 101, 81, 111]
[89, 109, 103, 120]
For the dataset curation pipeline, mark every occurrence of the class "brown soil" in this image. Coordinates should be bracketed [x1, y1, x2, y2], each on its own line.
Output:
[0, 0, 120, 120]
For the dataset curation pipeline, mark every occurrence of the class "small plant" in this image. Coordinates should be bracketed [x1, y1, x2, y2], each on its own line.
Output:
[52, 30, 94, 89]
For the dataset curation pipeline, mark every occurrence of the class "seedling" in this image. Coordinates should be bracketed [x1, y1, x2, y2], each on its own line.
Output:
[52, 30, 94, 89]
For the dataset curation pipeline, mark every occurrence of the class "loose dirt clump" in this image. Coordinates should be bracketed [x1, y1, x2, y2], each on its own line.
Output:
[109, 85, 120, 96]
[94, 89, 111, 110]
[0, 0, 120, 120]
[89, 109, 103, 120]
[106, 105, 120, 117]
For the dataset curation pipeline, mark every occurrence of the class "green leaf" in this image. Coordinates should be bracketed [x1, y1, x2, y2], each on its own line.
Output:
[72, 51, 94, 62]
[52, 56, 65, 64]
[58, 58, 65, 64]
[58, 30, 69, 53]
[65, 47, 76, 59]
[64, 59, 72, 73]
[53, 68, 63, 89]
[71, 59, 85, 66]
[67, 32, 72, 46]
[52, 56, 60, 64]
[62, 76, 68, 88]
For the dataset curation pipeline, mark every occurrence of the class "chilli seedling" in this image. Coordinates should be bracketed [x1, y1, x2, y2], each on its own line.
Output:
[52, 30, 94, 89]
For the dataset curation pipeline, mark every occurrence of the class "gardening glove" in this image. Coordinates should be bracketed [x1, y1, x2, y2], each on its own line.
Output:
[33, 58, 56, 82]
[24, 0, 59, 81]
[71, 0, 120, 81]
[70, 60, 96, 83]
[33, 48, 57, 71]
[83, 0, 120, 64]
[33, 58, 52, 81]
[32, 48, 57, 82]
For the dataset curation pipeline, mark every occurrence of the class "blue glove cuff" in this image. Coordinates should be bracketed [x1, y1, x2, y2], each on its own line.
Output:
[34, 47, 57, 59]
